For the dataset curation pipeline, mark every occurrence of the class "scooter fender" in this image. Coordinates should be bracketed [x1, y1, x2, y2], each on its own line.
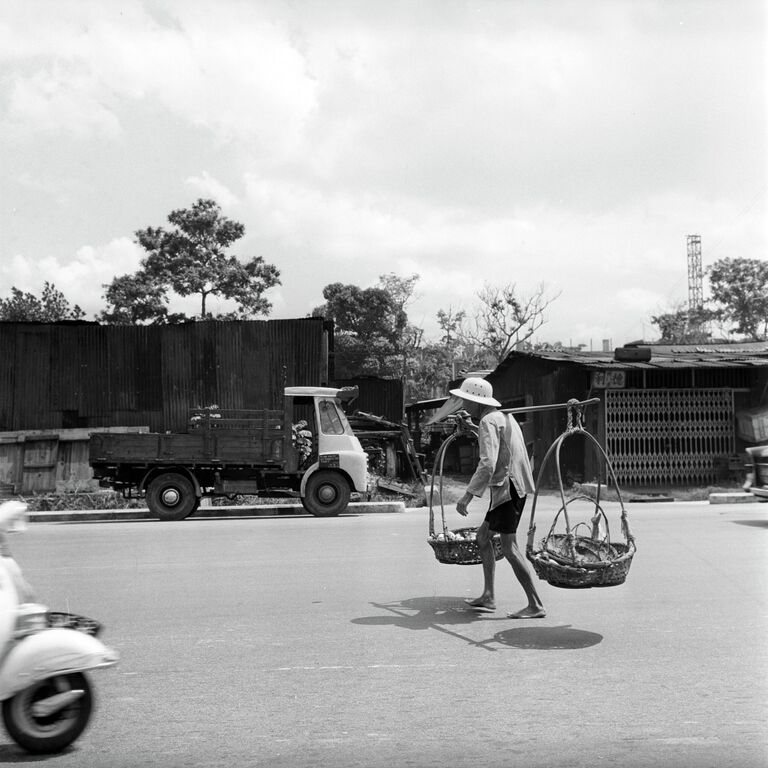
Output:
[0, 628, 119, 701]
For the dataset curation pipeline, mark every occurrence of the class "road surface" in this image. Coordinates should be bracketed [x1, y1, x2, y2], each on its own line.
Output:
[2, 497, 766, 767]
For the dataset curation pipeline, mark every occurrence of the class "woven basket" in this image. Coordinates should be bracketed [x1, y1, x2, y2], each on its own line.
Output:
[427, 526, 504, 566]
[427, 421, 505, 566]
[528, 534, 635, 589]
[47, 611, 102, 637]
[525, 402, 637, 589]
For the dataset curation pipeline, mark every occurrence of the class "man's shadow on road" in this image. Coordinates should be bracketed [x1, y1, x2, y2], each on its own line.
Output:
[351, 595, 603, 652]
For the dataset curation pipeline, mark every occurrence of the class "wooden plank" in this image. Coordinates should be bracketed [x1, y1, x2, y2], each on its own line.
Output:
[90, 429, 286, 464]
[22, 436, 59, 492]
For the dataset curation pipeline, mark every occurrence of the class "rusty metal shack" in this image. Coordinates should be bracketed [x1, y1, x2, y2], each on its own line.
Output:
[409, 342, 768, 489]
[0, 317, 333, 493]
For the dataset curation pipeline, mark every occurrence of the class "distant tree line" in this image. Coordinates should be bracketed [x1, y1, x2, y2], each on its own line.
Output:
[651, 257, 768, 344]
[2, 197, 766, 400]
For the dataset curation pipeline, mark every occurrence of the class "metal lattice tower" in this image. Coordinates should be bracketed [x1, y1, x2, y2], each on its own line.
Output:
[687, 235, 703, 311]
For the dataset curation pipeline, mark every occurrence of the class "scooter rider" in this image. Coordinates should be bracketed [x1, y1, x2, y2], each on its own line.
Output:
[0, 499, 119, 755]
[0, 501, 36, 602]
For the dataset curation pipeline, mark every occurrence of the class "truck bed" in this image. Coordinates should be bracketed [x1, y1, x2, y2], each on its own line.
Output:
[89, 411, 291, 466]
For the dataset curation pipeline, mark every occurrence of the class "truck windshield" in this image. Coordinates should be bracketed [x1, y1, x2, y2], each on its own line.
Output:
[318, 400, 348, 435]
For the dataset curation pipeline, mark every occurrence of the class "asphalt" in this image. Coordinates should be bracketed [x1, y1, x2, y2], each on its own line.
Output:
[11, 497, 767, 768]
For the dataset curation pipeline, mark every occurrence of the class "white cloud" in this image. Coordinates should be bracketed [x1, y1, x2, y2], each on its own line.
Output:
[1, 1, 317, 155]
[0, 0, 764, 352]
[1, 238, 144, 316]
[185, 172, 239, 208]
[4, 67, 121, 139]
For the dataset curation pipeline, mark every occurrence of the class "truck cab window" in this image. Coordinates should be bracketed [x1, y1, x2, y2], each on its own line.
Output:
[318, 400, 346, 435]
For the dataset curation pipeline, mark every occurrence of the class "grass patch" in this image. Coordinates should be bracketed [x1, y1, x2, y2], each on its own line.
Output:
[14, 476, 749, 512]
[21, 490, 145, 511]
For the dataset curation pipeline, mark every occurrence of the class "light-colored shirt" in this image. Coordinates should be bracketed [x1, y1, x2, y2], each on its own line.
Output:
[466, 409, 535, 510]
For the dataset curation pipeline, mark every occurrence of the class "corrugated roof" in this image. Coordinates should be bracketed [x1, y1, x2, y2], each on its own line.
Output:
[508, 342, 768, 370]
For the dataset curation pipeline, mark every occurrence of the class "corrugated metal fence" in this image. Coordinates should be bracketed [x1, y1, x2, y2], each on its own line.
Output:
[0, 318, 331, 434]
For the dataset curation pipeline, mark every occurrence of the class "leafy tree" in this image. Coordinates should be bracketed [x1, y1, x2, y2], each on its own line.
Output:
[452, 282, 560, 367]
[314, 274, 424, 383]
[316, 283, 399, 344]
[650, 302, 715, 344]
[436, 307, 466, 346]
[96, 273, 181, 325]
[378, 273, 421, 381]
[707, 257, 768, 340]
[101, 199, 280, 323]
[408, 341, 455, 401]
[0, 282, 85, 322]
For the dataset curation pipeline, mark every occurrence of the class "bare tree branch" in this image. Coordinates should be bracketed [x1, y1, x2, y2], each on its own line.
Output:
[458, 282, 560, 365]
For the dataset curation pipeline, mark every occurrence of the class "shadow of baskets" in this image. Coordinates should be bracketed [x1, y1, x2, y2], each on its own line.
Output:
[493, 624, 603, 650]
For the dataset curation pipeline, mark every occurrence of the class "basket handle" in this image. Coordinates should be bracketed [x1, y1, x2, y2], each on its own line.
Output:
[428, 432, 456, 537]
[428, 413, 479, 537]
[543, 497, 611, 546]
[527, 425, 629, 555]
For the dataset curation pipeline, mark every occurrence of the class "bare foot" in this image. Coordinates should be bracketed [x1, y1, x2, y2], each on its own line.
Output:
[464, 597, 495, 611]
[507, 607, 546, 619]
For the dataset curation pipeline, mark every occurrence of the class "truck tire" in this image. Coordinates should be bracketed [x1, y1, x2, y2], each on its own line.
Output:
[147, 472, 197, 521]
[302, 470, 351, 517]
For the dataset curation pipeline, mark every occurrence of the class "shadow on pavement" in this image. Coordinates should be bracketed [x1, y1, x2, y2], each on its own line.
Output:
[492, 625, 603, 650]
[731, 519, 768, 528]
[0, 741, 67, 761]
[353, 595, 493, 629]
[352, 596, 603, 652]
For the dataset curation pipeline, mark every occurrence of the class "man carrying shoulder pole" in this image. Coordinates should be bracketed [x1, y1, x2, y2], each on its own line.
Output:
[450, 378, 546, 619]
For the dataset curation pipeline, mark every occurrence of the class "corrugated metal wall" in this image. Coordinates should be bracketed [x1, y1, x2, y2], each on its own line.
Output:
[334, 377, 404, 423]
[486, 358, 597, 485]
[0, 318, 331, 434]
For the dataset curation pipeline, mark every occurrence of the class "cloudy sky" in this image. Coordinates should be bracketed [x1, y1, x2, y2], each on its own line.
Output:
[1, 0, 765, 348]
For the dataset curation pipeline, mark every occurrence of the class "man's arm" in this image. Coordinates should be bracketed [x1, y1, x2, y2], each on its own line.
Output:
[456, 417, 500, 516]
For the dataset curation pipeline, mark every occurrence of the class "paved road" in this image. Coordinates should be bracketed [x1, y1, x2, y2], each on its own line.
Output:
[1, 498, 766, 768]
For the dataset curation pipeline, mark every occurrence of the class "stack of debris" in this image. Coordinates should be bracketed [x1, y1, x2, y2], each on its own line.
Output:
[347, 411, 428, 502]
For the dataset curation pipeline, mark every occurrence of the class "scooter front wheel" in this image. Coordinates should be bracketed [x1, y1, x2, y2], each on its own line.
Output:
[3, 672, 93, 754]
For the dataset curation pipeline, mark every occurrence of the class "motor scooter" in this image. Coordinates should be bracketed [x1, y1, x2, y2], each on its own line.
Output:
[0, 499, 119, 754]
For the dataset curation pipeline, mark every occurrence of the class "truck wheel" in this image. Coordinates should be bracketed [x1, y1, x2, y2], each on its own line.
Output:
[147, 473, 197, 521]
[302, 471, 350, 517]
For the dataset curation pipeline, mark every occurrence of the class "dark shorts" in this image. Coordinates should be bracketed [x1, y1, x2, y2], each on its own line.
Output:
[484, 480, 526, 534]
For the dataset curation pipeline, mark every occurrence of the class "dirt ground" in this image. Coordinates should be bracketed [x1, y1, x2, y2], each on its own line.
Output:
[376, 473, 748, 508]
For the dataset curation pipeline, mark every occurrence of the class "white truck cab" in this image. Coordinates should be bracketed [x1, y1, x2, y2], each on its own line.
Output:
[285, 387, 368, 516]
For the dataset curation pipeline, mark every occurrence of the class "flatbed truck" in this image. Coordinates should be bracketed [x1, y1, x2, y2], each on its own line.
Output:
[88, 387, 368, 520]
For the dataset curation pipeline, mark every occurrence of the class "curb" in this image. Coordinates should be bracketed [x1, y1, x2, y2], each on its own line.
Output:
[26, 500, 406, 523]
[708, 492, 761, 505]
